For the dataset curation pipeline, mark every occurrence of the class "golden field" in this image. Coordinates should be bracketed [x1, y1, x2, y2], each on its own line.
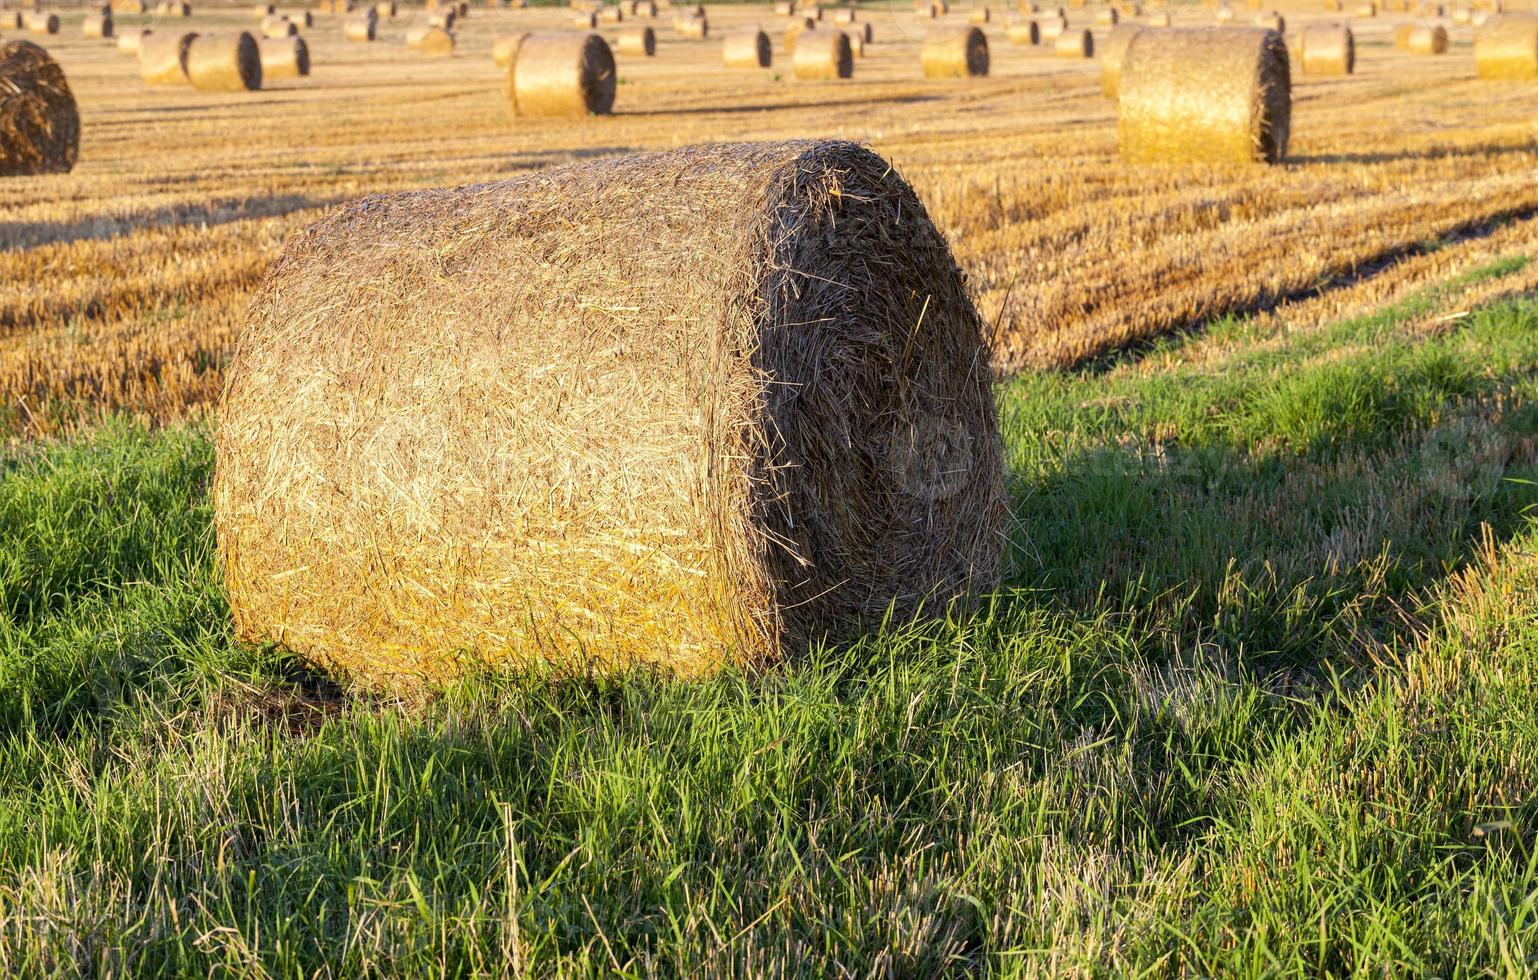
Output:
[2, 0, 1536, 440]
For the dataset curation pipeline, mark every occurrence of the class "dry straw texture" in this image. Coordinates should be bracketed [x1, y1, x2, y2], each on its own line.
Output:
[1407, 23, 1447, 52]
[261, 15, 297, 37]
[214, 140, 1005, 688]
[258, 34, 307, 77]
[26, 12, 59, 34]
[1475, 14, 1537, 77]
[922, 27, 989, 77]
[492, 31, 528, 66]
[0, 40, 78, 176]
[343, 14, 374, 39]
[1100, 23, 1139, 95]
[510, 33, 615, 115]
[723, 26, 771, 66]
[617, 25, 655, 54]
[1006, 17, 1039, 43]
[1118, 27, 1290, 164]
[1300, 23, 1353, 73]
[187, 32, 262, 91]
[83, 12, 114, 37]
[1054, 27, 1091, 56]
[117, 27, 149, 53]
[139, 30, 196, 84]
[792, 27, 851, 77]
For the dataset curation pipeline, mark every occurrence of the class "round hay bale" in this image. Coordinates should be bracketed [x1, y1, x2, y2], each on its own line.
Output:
[83, 12, 114, 36]
[1007, 17, 1040, 43]
[1407, 22, 1447, 51]
[792, 26, 851, 76]
[832, 6, 854, 22]
[261, 15, 297, 36]
[617, 24, 655, 54]
[187, 32, 262, 91]
[599, 3, 622, 21]
[1392, 21, 1414, 47]
[493, 31, 528, 66]
[214, 140, 1005, 688]
[571, 7, 596, 23]
[252, 2, 274, 15]
[283, 8, 312, 24]
[158, 1, 192, 16]
[418, 25, 454, 54]
[429, 10, 456, 27]
[1054, 25, 1091, 54]
[258, 33, 307, 76]
[1299, 23, 1353, 73]
[922, 26, 988, 76]
[113, 0, 146, 12]
[375, 0, 395, 15]
[1354, 1, 1377, 15]
[1119, 27, 1290, 163]
[1039, 13, 1066, 37]
[1475, 15, 1537, 77]
[0, 40, 78, 176]
[723, 26, 771, 65]
[1100, 23, 1139, 94]
[1096, 6, 1119, 23]
[139, 30, 195, 83]
[26, 12, 59, 34]
[784, 16, 814, 52]
[847, 20, 871, 42]
[118, 27, 150, 53]
[918, 2, 941, 16]
[969, 5, 991, 22]
[802, 3, 823, 18]
[1452, 4, 1471, 22]
[344, 13, 374, 38]
[773, 0, 792, 12]
[675, 11, 706, 35]
[1019, 0, 1038, 10]
[634, 0, 656, 14]
[1253, 10, 1283, 30]
[510, 32, 614, 115]
[845, 27, 864, 56]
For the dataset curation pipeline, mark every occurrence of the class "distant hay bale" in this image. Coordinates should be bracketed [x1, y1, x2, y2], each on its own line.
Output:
[139, 30, 195, 83]
[157, 1, 192, 16]
[617, 24, 655, 54]
[344, 13, 374, 38]
[258, 33, 307, 76]
[572, 10, 597, 26]
[1299, 23, 1353, 73]
[0, 40, 78, 176]
[784, 16, 814, 52]
[847, 20, 871, 41]
[83, 12, 114, 36]
[1392, 21, 1414, 46]
[113, 0, 146, 11]
[634, 0, 656, 13]
[187, 32, 262, 90]
[1451, 4, 1471, 21]
[1006, 17, 1039, 43]
[802, 3, 823, 18]
[281, 6, 310, 23]
[1119, 28, 1289, 163]
[1100, 23, 1139, 94]
[429, 10, 456, 27]
[1406, 23, 1447, 51]
[1039, 13, 1066, 36]
[792, 27, 851, 76]
[214, 139, 1005, 688]
[921, 27, 988, 76]
[118, 27, 149, 52]
[1475, 15, 1537, 77]
[261, 15, 297, 36]
[1354, 1, 1377, 15]
[723, 26, 771, 65]
[26, 12, 59, 34]
[832, 7, 854, 22]
[970, 5, 991, 22]
[773, 0, 793, 12]
[492, 31, 527, 65]
[674, 11, 706, 35]
[599, 4, 622, 21]
[1253, 10, 1283, 30]
[375, 0, 394, 15]
[918, 2, 940, 16]
[1019, 0, 1038, 9]
[511, 32, 614, 114]
[1214, 3, 1234, 20]
[418, 25, 454, 53]
[252, 2, 274, 13]
[1096, 6, 1118, 23]
[1054, 26, 1091, 54]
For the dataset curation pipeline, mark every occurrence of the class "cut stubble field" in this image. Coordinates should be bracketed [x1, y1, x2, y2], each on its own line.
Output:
[2, 0, 1538, 974]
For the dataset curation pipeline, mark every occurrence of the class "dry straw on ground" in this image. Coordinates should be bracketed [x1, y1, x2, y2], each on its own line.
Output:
[723, 26, 771, 65]
[921, 27, 989, 77]
[258, 34, 307, 77]
[1100, 23, 1140, 95]
[617, 25, 655, 54]
[1299, 23, 1353, 72]
[793, 27, 852, 77]
[187, 32, 262, 91]
[214, 139, 1004, 688]
[1407, 23, 1447, 52]
[1118, 27, 1290, 163]
[139, 30, 196, 84]
[510, 33, 615, 115]
[1006, 17, 1039, 43]
[1475, 14, 1538, 77]
[1054, 27, 1092, 56]
[0, 40, 78, 176]
[493, 31, 528, 66]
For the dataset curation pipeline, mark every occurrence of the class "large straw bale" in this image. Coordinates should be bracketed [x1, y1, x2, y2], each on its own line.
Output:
[1100, 23, 1139, 94]
[792, 24, 851, 76]
[1007, 17, 1039, 43]
[1118, 27, 1290, 163]
[187, 31, 262, 90]
[1054, 25, 1091, 54]
[493, 31, 527, 65]
[258, 33, 307, 76]
[1299, 23, 1352, 72]
[616, 24, 654, 53]
[723, 26, 771, 65]
[1475, 14, 1537, 77]
[0, 40, 77, 176]
[921, 26, 988, 76]
[139, 29, 195, 83]
[1406, 22, 1446, 51]
[510, 32, 614, 114]
[214, 140, 1004, 688]
[83, 12, 114, 36]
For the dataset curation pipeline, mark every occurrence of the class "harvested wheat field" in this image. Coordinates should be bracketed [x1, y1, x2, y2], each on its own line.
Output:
[3, 0, 1538, 972]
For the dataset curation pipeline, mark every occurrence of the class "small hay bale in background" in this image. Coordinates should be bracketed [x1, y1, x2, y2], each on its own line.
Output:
[261, 15, 297, 36]
[773, 0, 793, 12]
[723, 26, 771, 65]
[1119, 27, 1290, 163]
[918, 2, 940, 17]
[0, 40, 78, 176]
[1055, 26, 1092, 55]
[187, 31, 262, 90]
[252, 2, 274, 14]
[1039, 13, 1066, 37]
[847, 20, 871, 42]
[258, 33, 307, 76]
[429, 10, 456, 27]
[832, 6, 855, 22]
[1354, 1, 1377, 15]
[139, 30, 196, 83]
[599, 4, 622, 22]
[283, 8, 312, 25]
[635, 0, 657, 14]
[118, 27, 150, 53]
[1451, 4, 1471, 22]
[511, 32, 614, 114]
[1253, 10, 1284, 30]
[1096, 6, 1119, 24]
[375, 0, 395, 16]
[802, 3, 823, 18]
[617, 24, 655, 54]
[214, 140, 1005, 688]
[158, 1, 192, 17]
[417, 25, 454, 54]
[970, 5, 991, 23]
[1406, 22, 1447, 51]
[675, 11, 707, 35]
[572, 10, 597, 26]
[1101, 23, 1140, 94]
[1214, 3, 1235, 21]
[1299, 23, 1353, 73]
[845, 27, 864, 56]
[83, 12, 114, 36]
[344, 12, 374, 38]
[1393, 21, 1414, 47]
[493, 31, 528, 65]
[113, 0, 146, 11]
[1475, 15, 1537, 77]
[26, 12, 59, 34]
[922, 26, 988, 76]
[784, 16, 814, 52]
[1007, 17, 1040, 43]
[793, 27, 851, 77]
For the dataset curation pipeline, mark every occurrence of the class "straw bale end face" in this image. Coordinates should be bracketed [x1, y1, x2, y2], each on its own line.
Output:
[214, 140, 1006, 689]
[0, 40, 79, 176]
[922, 26, 989, 76]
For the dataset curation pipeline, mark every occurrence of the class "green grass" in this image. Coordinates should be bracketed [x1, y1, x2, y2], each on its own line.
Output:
[1, 287, 1537, 976]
